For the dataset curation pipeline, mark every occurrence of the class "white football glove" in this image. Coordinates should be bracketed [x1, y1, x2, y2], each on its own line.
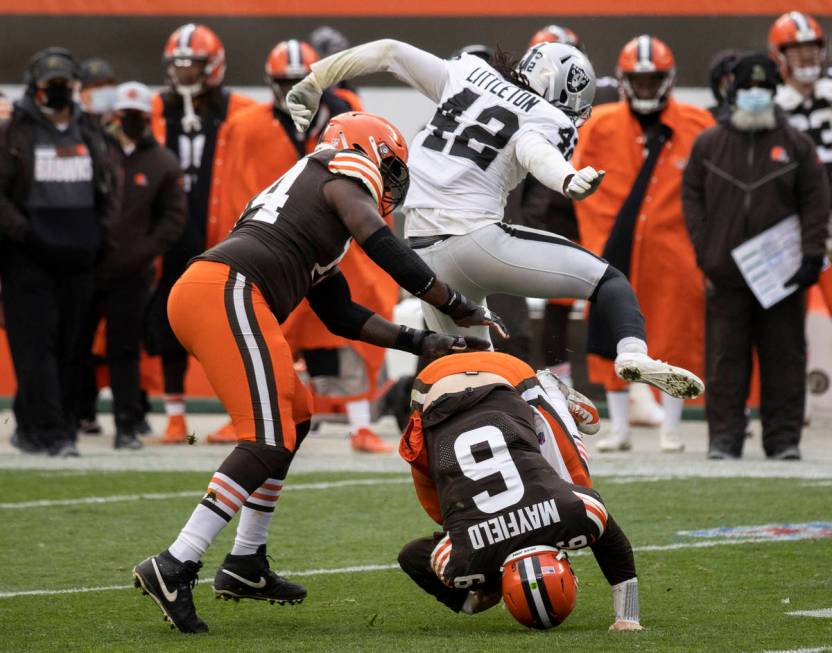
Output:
[565, 167, 605, 200]
[286, 74, 324, 132]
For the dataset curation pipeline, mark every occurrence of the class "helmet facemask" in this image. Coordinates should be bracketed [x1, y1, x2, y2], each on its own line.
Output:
[621, 70, 675, 115]
[372, 139, 409, 216]
[782, 40, 826, 84]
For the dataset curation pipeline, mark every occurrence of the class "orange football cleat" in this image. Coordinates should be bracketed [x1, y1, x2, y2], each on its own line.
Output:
[350, 428, 392, 454]
[206, 420, 237, 444]
[160, 415, 188, 444]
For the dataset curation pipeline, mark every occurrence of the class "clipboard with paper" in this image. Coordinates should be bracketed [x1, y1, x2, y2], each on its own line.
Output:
[730, 215, 803, 309]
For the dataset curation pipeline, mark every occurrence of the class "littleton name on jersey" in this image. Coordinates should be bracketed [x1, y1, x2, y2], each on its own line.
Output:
[465, 67, 542, 113]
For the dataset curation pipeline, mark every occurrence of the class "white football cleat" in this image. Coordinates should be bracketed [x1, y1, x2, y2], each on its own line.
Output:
[614, 353, 704, 400]
[537, 370, 600, 435]
[596, 436, 632, 453]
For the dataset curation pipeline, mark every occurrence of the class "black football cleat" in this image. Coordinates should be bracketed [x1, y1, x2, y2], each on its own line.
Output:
[132, 550, 208, 634]
[213, 545, 307, 605]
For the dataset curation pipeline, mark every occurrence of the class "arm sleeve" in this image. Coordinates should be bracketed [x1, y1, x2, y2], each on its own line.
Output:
[306, 270, 374, 340]
[514, 129, 578, 196]
[310, 39, 449, 104]
[589, 515, 637, 587]
[793, 132, 831, 258]
[360, 225, 437, 297]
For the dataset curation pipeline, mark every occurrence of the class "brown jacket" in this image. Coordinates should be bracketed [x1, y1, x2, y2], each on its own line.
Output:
[682, 113, 830, 288]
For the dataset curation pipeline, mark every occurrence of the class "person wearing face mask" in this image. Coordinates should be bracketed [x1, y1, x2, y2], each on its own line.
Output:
[683, 53, 830, 461]
[147, 24, 255, 443]
[0, 47, 119, 457]
[572, 35, 714, 454]
[78, 58, 118, 128]
[75, 82, 187, 450]
[211, 40, 398, 452]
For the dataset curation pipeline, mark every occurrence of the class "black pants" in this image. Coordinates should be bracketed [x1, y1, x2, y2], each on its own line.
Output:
[397, 534, 474, 613]
[705, 284, 806, 456]
[146, 249, 189, 394]
[77, 269, 151, 427]
[1, 247, 94, 447]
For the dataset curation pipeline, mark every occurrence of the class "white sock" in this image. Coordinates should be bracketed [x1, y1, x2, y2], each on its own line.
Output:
[616, 337, 648, 356]
[606, 390, 631, 442]
[164, 395, 185, 416]
[169, 504, 228, 563]
[661, 394, 684, 435]
[232, 477, 283, 555]
[346, 399, 371, 434]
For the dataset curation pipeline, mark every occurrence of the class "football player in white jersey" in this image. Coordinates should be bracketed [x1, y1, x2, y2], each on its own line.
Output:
[770, 11, 832, 176]
[288, 39, 704, 400]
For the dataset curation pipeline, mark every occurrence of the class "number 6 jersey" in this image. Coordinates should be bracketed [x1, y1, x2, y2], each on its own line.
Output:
[403, 53, 577, 237]
[417, 382, 607, 584]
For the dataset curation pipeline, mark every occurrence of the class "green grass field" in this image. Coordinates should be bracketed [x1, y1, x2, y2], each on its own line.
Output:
[1, 470, 830, 652]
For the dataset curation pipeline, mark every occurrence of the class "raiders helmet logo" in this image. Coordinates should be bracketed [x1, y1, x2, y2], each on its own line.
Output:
[566, 63, 590, 93]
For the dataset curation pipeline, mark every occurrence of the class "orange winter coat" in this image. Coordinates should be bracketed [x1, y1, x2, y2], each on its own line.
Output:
[215, 99, 397, 408]
[573, 99, 714, 390]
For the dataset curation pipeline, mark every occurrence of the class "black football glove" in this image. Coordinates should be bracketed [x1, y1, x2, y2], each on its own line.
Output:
[784, 255, 824, 290]
[395, 326, 491, 358]
[421, 332, 491, 358]
[439, 289, 510, 339]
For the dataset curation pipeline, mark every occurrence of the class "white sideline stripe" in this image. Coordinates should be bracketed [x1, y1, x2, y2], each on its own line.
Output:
[786, 608, 832, 618]
[753, 648, 832, 653]
[0, 533, 824, 600]
[0, 477, 411, 509]
[0, 564, 400, 599]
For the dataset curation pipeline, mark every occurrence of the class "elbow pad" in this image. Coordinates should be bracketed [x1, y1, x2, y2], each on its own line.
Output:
[361, 226, 436, 296]
[307, 272, 374, 340]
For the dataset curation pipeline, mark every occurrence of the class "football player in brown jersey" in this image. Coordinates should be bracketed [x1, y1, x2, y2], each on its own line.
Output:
[398, 352, 641, 632]
[132, 111, 507, 634]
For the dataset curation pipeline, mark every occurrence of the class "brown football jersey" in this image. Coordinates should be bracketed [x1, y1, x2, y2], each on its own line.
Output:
[198, 147, 383, 321]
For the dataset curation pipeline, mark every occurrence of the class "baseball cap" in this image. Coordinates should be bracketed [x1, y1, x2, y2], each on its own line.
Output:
[114, 82, 153, 113]
[80, 58, 117, 87]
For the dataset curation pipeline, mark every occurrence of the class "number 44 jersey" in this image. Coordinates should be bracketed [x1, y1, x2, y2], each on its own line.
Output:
[422, 382, 608, 585]
[403, 53, 578, 237]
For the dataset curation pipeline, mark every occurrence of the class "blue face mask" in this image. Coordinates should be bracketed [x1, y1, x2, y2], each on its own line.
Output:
[735, 87, 773, 114]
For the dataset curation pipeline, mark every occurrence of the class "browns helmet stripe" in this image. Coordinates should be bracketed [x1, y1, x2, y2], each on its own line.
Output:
[520, 555, 553, 628]
[531, 554, 559, 623]
[637, 35, 652, 69]
[285, 39, 307, 77]
[790, 11, 811, 34]
[177, 23, 196, 54]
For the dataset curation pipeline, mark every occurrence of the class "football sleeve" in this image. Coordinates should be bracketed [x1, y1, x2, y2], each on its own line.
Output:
[309, 39, 449, 103]
[514, 129, 578, 196]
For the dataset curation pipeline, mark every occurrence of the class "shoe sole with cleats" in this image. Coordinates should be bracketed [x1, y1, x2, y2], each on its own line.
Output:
[615, 355, 704, 400]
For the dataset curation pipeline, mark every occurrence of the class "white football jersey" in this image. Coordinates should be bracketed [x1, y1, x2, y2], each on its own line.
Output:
[404, 53, 578, 237]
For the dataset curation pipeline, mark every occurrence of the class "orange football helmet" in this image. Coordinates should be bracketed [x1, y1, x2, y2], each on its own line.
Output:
[321, 112, 409, 215]
[502, 545, 577, 629]
[768, 12, 826, 83]
[163, 23, 226, 93]
[528, 24, 583, 52]
[617, 35, 676, 114]
[265, 39, 319, 80]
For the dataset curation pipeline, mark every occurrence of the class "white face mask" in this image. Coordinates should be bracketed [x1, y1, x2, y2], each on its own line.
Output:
[791, 65, 821, 84]
[87, 86, 117, 114]
[735, 87, 774, 114]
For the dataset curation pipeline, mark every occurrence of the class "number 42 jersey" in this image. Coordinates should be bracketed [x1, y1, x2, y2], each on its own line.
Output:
[403, 53, 578, 237]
